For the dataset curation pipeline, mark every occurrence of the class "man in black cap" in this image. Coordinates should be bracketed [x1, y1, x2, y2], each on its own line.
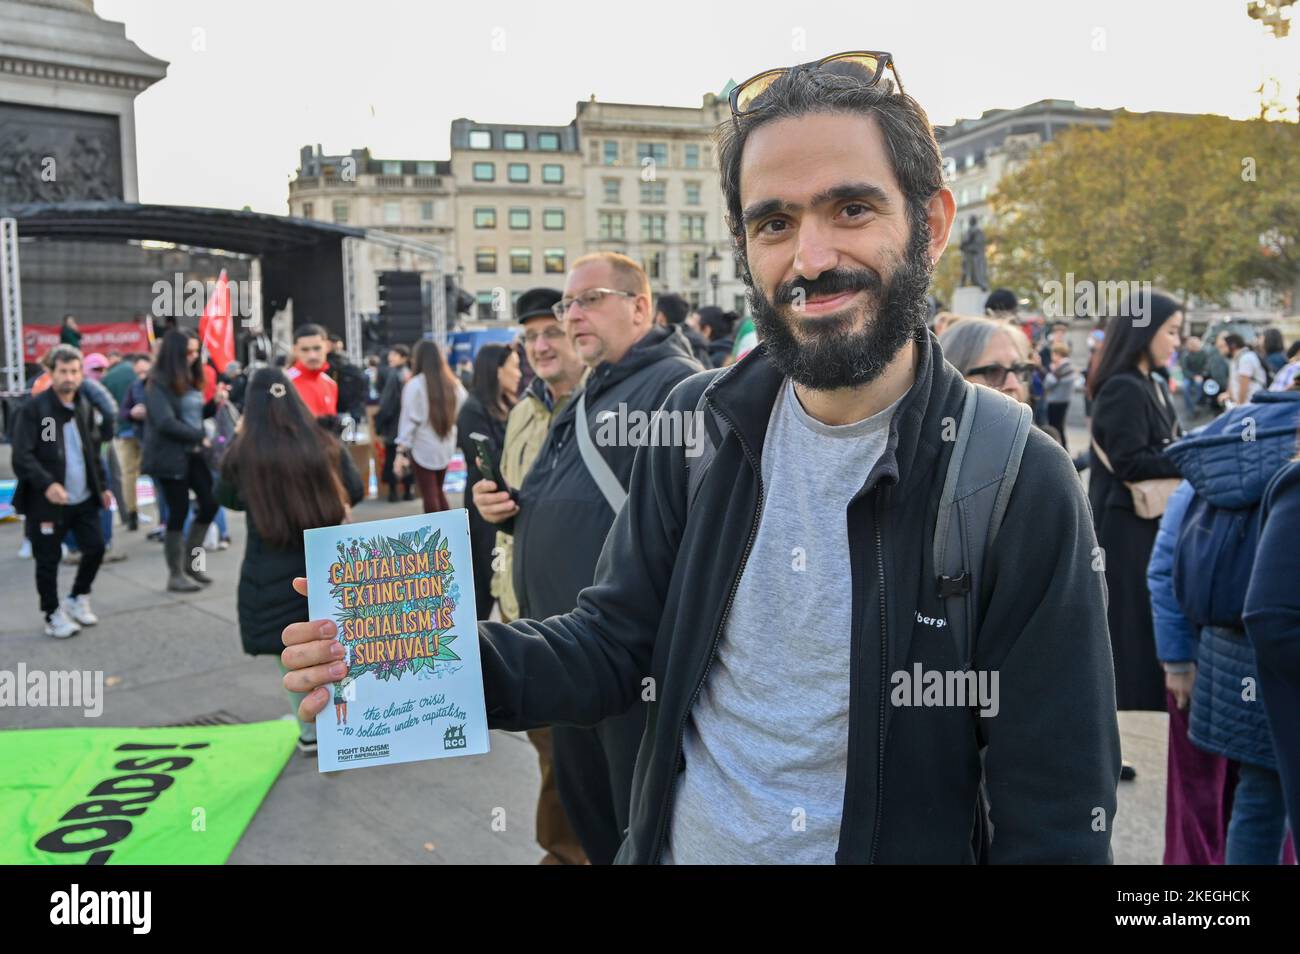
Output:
[489, 286, 589, 864]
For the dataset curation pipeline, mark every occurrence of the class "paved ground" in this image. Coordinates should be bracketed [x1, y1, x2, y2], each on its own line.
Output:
[0, 403, 1167, 863]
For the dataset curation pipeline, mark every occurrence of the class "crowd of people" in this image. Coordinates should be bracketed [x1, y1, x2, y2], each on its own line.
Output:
[933, 287, 1300, 865]
[8, 51, 1299, 866]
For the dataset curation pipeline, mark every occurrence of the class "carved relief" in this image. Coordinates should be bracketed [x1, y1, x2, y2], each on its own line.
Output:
[0, 104, 123, 204]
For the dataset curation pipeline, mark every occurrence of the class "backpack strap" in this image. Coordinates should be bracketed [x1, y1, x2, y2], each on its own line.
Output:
[933, 381, 1033, 672]
[575, 391, 628, 513]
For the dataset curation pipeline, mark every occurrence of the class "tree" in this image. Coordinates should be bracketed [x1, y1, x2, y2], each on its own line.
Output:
[988, 113, 1300, 312]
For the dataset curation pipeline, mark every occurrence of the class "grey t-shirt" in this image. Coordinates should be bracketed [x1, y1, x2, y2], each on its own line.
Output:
[664, 379, 900, 864]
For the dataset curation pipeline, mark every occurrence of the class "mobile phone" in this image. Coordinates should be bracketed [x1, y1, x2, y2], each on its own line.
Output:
[469, 432, 517, 501]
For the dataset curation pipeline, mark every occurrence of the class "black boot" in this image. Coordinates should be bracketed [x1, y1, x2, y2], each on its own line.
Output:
[127, 510, 139, 532]
[184, 521, 215, 586]
[165, 532, 201, 592]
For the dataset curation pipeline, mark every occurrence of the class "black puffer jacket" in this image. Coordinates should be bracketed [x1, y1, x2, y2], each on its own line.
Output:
[216, 450, 365, 655]
[140, 382, 210, 480]
[507, 323, 702, 620]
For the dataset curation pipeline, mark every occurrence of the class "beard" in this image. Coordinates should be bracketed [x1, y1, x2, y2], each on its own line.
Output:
[747, 214, 934, 390]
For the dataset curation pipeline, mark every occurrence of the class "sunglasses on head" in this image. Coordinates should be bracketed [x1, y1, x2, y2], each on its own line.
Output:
[728, 51, 904, 120]
[966, 362, 1034, 388]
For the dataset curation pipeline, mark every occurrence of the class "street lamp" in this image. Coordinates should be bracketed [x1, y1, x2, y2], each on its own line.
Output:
[706, 246, 723, 306]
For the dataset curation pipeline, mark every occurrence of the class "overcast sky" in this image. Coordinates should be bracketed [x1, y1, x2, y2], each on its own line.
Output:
[96, 0, 1298, 214]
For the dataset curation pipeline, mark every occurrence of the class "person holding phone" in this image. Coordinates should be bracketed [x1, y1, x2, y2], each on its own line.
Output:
[456, 343, 521, 620]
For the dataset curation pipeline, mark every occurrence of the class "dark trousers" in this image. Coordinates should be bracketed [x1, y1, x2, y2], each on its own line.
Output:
[158, 454, 217, 532]
[29, 497, 104, 617]
[381, 440, 412, 494]
[468, 510, 497, 620]
[551, 702, 647, 864]
[1046, 401, 1070, 450]
[412, 462, 449, 514]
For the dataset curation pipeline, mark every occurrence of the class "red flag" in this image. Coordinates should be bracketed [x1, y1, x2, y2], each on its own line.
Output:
[200, 269, 235, 374]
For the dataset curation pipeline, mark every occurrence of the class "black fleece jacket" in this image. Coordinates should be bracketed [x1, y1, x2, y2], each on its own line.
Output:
[507, 323, 701, 620]
[478, 330, 1120, 864]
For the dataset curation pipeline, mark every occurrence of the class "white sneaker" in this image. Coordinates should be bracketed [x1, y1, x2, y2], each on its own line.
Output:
[18, 538, 32, 559]
[62, 594, 99, 626]
[44, 606, 82, 639]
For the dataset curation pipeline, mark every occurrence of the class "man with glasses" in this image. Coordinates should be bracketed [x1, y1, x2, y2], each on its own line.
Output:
[471, 258, 702, 863]
[285, 53, 1117, 863]
[485, 287, 589, 864]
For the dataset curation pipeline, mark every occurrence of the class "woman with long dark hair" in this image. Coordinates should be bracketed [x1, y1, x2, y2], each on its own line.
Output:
[216, 367, 364, 752]
[395, 339, 465, 513]
[1088, 290, 1184, 717]
[456, 343, 522, 618]
[141, 329, 222, 592]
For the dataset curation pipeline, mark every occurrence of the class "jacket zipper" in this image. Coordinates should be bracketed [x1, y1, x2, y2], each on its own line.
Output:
[868, 492, 888, 863]
[652, 400, 763, 863]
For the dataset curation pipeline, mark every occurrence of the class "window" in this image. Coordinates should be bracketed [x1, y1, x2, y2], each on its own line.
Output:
[644, 251, 663, 279]
[331, 200, 348, 223]
[598, 211, 625, 240]
[979, 183, 988, 200]
[684, 181, 701, 205]
[684, 143, 700, 168]
[603, 140, 619, 166]
[301, 201, 314, 219]
[640, 181, 666, 204]
[510, 247, 532, 273]
[637, 142, 668, 165]
[474, 207, 496, 228]
[734, 294, 748, 316]
[958, 188, 968, 206]
[538, 132, 560, 151]
[509, 208, 531, 229]
[508, 163, 529, 183]
[681, 213, 706, 242]
[603, 179, 621, 203]
[469, 130, 492, 150]
[384, 201, 401, 224]
[382, 160, 402, 176]
[476, 291, 495, 321]
[475, 247, 497, 273]
[544, 248, 566, 273]
[641, 213, 666, 242]
[542, 164, 564, 184]
[543, 208, 565, 230]
[503, 131, 526, 151]
[473, 162, 495, 181]
[687, 291, 701, 309]
[420, 200, 434, 221]
[683, 250, 702, 280]
[416, 161, 437, 176]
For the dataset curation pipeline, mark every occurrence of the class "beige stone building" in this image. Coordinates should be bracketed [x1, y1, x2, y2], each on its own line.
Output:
[286, 92, 755, 329]
[448, 119, 585, 321]
[575, 94, 747, 316]
[287, 146, 452, 317]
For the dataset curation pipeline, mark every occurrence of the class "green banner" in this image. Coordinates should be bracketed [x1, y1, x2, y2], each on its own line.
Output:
[0, 721, 297, 865]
